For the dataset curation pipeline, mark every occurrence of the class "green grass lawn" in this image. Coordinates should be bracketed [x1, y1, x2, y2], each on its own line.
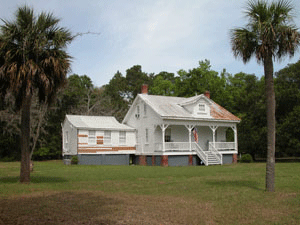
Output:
[0, 161, 299, 224]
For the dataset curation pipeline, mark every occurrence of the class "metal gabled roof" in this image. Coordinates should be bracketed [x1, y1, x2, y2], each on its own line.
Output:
[210, 102, 241, 121]
[66, 115, 135, 130]
[137, 94, 240, 122]
[140, 94, 190, 117]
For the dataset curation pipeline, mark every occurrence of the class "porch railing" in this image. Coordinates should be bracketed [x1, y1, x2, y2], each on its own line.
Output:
[209, 142, 236, 151]
[155, 141, 236, 152]
[209, 143, 223, 165]
[154, 141, 226, 166]
[194, 143, 208, 166]
[155, 142, 236, 152]
[155, 142, 193, 152]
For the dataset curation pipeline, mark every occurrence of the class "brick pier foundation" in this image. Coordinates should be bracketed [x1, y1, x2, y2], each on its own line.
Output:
[232, 154, 237, 163]
[152, 155, 156, 166]
[161, 155, 168, 167]
[139, 155, 147, 166]
[188, 155, 193, 166]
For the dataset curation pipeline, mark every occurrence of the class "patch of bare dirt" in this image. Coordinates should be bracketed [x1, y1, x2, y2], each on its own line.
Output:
[0, 191, 215, 225]
[226, 193, 300, 225]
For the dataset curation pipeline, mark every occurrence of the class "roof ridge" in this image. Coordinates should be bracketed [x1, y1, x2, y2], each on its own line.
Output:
[67, 115, 114, 118]
[138, 93, 186, 99]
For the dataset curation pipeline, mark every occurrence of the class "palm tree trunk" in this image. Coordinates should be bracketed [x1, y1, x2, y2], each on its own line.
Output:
[264, 54, 276, 192]
[20, 93, 32, 183]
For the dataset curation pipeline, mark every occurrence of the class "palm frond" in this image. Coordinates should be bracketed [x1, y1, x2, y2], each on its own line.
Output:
[231, 0, 300, 64]
[0, 5, 73, 109]
[230, 28, 257, 63]
[276, 24, 300, 59]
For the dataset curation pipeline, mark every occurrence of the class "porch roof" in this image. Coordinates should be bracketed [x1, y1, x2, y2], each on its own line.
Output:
[139, 94, 240, 122]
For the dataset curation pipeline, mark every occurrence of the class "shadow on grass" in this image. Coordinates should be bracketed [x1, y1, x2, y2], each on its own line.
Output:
[0, 176, 68, 184]
[0, 192, 121, 225]
[206, 180, 264, 191]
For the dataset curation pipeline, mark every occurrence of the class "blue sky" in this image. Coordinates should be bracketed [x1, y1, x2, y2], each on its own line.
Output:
[1, 0, 300, 87]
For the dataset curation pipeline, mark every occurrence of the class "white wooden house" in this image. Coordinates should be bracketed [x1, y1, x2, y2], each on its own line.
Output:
[122, 86, 241, 166]
[62, 115, 136, 165]
[62, 86, 240, 166]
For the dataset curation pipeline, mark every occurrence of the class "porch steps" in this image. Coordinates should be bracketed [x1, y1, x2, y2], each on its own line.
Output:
[194, 143, 221, 166]
[206, 151, 221, 165]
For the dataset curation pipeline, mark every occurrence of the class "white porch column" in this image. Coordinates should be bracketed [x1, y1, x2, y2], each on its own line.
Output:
[209, 125, 218, 147]
[185, 125, 194, 152]
[231, 125, 238, 151]
[160, 124, 169, 152]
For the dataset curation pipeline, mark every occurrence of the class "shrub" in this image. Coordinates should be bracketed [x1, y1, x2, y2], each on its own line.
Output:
[240, 154, 253, 163]
[0, 156, 16, 162]
[33, 147, 51, 160]
[71, 156, 79, 165]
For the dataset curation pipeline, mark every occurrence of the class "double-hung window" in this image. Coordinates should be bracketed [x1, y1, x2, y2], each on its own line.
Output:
[65, 131, 69, 148]
[145, 128, 149, 144]
[165, 129, 171, 142]
[65, 131, 68, 143]
[119, 131, 126, 145]
[136, 105, 140, 118]
[88, 130, 96, 144]
[144, 104, 147, 117]
[104, 131, 111, 145]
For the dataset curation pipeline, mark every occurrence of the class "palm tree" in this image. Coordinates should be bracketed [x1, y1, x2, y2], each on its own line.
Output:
[0, 6, 72, 183]
[231, 0, 300, 192]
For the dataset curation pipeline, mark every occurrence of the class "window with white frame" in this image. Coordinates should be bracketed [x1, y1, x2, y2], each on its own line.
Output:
[198, 103, 206, 112]
[65, 131, 68, 143]
[88, 130, 96, 144]
[119, 131, 126, 145]
[104, 131, 111, 144]
[65, 131, 69, 149]
[137, 105, 140, 116]
[145, 128, 149, 144]
[165, 128, 171, 142]
[144, 103, 147, 117]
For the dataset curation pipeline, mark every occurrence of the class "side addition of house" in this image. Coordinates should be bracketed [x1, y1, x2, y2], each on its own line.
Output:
[62, 115, 136, 165]
[122, 85, 241, 166]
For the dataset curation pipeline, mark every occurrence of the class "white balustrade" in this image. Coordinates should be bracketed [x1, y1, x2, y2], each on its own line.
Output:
[194, 143, 208, 166]
[155, 142, 193, 152]
[209, 143, 223, 165]
[155, 142, 235, 151]
[165, 142, 191, 151]
[210, 142, 236, 151]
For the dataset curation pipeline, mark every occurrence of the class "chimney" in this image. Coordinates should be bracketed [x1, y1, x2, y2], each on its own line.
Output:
[204, 91, 210, 99]
[141, 84, 148, 94]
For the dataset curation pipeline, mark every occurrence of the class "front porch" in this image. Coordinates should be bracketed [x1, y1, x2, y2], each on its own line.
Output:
[155, 141, 236, 153]
[153, 123, 238, 165]
[154, 141, 236, 166]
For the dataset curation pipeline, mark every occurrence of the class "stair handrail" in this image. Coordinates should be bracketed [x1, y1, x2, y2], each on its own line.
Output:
[194, 142, 208, 166]
[209, 143, 223, 165]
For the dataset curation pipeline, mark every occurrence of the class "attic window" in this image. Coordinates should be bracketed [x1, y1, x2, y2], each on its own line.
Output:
[198, 104, 206, 112]
[196, 103, 209, 116]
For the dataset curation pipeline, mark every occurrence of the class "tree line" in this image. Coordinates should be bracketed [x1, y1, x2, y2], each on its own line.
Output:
[1, 59, 299, 161]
